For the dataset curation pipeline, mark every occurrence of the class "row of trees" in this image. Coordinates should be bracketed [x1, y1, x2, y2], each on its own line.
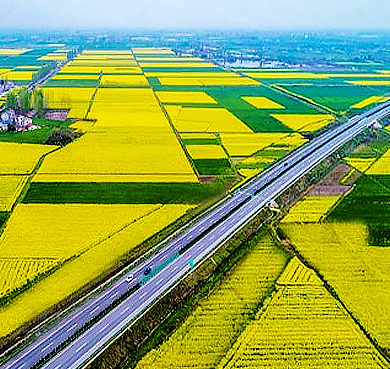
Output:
[6, 88, 46, 117]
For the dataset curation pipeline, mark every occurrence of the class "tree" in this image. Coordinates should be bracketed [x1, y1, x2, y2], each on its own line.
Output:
[45, 128, 76, 146]
[5, 91, 18, 110]
[31, 88, 46, 117]
[17, 88, 30, 114]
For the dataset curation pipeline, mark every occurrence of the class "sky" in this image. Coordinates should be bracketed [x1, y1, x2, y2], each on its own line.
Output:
[2, 0, 390, 31]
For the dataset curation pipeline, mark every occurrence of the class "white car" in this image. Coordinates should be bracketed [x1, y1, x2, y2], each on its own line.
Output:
[126, 274, 134, 283]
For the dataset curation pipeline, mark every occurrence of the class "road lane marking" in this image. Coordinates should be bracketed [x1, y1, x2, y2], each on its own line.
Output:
[138, 291, 148, 300]
[120, 306, 131, 315]
[98, 323, 110, 333]
[66, 323, 78, 332]
[53, 364, 62, 369]
[75, 341, 88, 353]
[120, 306, 131, 316]
[155, 279, 164, 286]
[90, 305, 100, 315]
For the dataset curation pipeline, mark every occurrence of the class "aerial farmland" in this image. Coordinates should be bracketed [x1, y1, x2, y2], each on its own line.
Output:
[0, 21, 390, 369]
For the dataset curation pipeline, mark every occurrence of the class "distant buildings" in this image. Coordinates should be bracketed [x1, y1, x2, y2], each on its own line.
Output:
[0, 79, 15, 94]
[0, 109, 40, 132]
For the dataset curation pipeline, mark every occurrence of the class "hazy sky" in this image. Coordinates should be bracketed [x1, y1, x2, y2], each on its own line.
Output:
[2, 0, 390, 30]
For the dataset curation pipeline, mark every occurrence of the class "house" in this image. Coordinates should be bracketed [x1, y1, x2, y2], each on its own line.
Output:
[0, 108, 39, 132]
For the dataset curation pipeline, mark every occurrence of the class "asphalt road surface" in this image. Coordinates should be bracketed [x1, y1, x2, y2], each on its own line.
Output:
[2, 101, 390, 369]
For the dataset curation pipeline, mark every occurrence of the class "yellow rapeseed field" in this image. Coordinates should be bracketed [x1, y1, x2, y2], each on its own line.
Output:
[2, 71, 35, 81]
[219, 270, 386, 368]
[366, 148, 390, 174]
[272, 114, 335, 132]
[0, 176, 28, 211]
[69, 120, 95, 133]
[159, 76, 260, 86]
[0, 204, 193, 338]
[282, 196, 341, 223]
[344, 157, 377, 173]
[238, 168, 263, 178]
[0, 142, 55, 174]
[0, 258, 58, 298]
[34, 129, 198, 183]
[38, 54, 67, 61]
[276, 257, 322, 286]
[100, 74, 149, 86]
[71, 59, 137, 66]
[145, 71, 239, 78]
[0, 49, 31, 55]
[0, 204, 162, 259]
[43, 87, 96, 118]
[52, 74, 100, 80]
[242, 96, 285, 109]
[156, 91, 217, 104]
[37, 87, 198, 183]
[0, 69, 12, 75]
[219, 133, 305, 157]
[180, 133, 217, 140]
[61, 65, 142, 74]
[351, 96, 389, 109]
[43, 87, 96, 105]
[141, 62, 216, 68]
[186, 144, 227, 159]
[136, 235, 287, 369]
[165, 106, 251, 133]
[347, 80, 390, 86]
[282, 222, 390, 353]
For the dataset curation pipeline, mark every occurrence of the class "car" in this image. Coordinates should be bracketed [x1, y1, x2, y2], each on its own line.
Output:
[126, 274, 133, 283]
[144, 267, 152, 275]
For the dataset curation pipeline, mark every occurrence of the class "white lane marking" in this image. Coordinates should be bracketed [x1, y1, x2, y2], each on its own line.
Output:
[138, 291, 148, 300]
[66, 323, 78, 332]
[120, 306, 131, 316]
[98, 323, 110, 333]
[75, 341, 88, 353]
[90, 305, 100, 315]
[172, 265, 180, 272]
[155, 279, 164, 286]
[112, 291, 120, 298]
[53, 364, 62, 369]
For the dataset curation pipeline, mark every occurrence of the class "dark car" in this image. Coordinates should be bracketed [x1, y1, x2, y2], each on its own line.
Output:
[144, 267, 152, 275]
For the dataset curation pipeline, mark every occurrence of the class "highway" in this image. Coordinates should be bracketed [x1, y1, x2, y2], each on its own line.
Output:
[1, 101, 390, 369]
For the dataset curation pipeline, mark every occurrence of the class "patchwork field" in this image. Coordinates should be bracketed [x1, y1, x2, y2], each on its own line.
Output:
[135, 235, 288, 369]
[219, 259, 387, 369]
[165, 106, 252, 133]
[3, 45, 390, 360]
[366, 147, 390, 174]
[37, 84, 197, 183]
[282, 196, 341, 223]
[0, 203, 193, 337]
[155, 91, 217, 104]
[0, 142, 56, 174]
[282, 222, 390, 354]
[0, 176, 28, 212]
[42, 87, 96, 118]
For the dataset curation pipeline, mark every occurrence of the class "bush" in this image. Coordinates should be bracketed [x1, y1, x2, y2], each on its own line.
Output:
[45, 128, 76, 146]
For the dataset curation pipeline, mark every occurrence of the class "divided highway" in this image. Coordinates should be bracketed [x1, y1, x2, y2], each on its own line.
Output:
[2, 101, 390, 369]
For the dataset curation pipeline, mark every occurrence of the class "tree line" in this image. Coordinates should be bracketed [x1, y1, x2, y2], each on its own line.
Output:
[5, 88, 46, 117]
